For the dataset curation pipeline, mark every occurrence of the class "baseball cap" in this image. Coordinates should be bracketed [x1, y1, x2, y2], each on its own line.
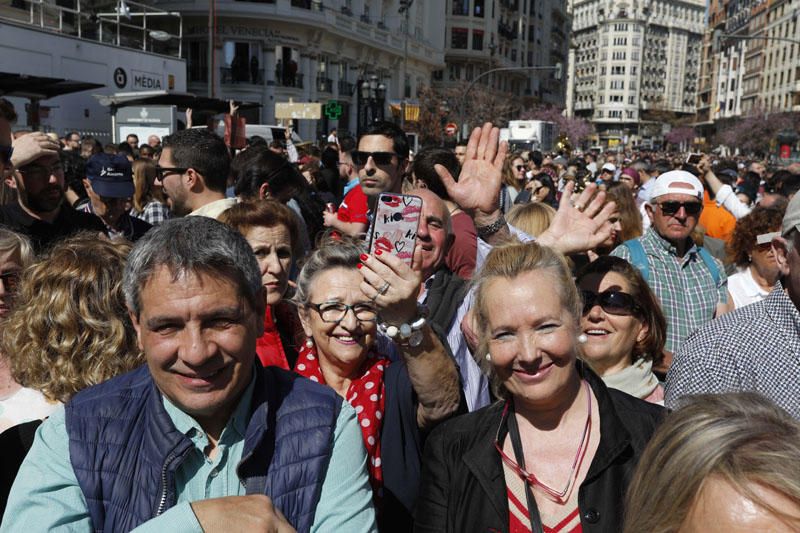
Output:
[781, 192, 800, 237]
[649, 170, 704, 201]
[86, 153, 134, 198]
[601, 163, 616, 173]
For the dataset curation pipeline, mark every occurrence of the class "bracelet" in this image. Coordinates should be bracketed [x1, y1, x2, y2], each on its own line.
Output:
[378, 306, 428, 348]
[475, 214, 506, 238]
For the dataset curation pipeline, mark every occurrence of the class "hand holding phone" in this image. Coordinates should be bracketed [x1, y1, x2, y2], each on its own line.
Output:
[686, 153, 702, 165]
[369, 194, 422, 266]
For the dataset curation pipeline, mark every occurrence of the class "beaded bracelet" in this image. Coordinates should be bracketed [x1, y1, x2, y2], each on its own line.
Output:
[377, 306, 429, 347]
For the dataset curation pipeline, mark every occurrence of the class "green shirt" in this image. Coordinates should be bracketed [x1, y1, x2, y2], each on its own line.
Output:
[1, 376, 376, 532]
[612, 227, 728, 353]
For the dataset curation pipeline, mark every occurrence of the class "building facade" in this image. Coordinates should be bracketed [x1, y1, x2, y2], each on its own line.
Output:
[436, 0, 569, 112]
[156, 0, 445, 141]
[568, 0, 705, 148]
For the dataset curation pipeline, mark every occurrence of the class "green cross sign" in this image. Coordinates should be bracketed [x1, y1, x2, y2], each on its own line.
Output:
[324, 100, 343, 120]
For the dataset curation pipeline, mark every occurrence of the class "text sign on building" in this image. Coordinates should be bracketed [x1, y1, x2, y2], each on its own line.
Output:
[114, 105, 176, 144]
[131, 70, 164, 90]
[275, 102, 321, 120]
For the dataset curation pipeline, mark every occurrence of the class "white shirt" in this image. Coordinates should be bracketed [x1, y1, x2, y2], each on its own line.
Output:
[0, 387, 59, 433]
[728, 266, 771, 309]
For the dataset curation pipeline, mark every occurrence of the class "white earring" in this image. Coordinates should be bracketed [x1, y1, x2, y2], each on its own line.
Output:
[305, 338, 314, 349]
[577, 334, 588, 344]
[485, 353, 492, 361]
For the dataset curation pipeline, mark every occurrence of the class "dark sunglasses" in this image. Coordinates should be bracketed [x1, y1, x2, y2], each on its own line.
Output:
[657, 201, 702, 216]
[515, 165, 526, 172]
[155, 166, 188, 180]
[581, 289, 641, 316]
[351, 151, 397, 166]
[0, 271, 21, 292]
[0, 145, 12, 165]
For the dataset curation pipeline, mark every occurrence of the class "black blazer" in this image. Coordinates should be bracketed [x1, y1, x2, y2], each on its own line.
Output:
[414, 365, 664, 533]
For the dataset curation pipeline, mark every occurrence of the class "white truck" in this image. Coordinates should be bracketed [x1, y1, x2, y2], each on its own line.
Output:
[499, 120, 557, 153]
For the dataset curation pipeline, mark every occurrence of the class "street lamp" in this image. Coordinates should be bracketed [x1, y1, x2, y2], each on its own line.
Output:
[357, 74, 386, 135]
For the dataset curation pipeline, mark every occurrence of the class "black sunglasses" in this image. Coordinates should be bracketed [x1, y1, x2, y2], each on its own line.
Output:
[155, 166, 188, 180]
[0, 145, 12, 165]
[351, 151, 397, 166]
[657, 201, 702, 216]
[581, 289, 641, 316]
[515, 165, 526, 172]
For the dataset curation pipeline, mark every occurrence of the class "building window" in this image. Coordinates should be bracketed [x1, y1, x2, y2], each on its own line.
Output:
[473, 29, 484, 50]
[451, 28, 468, 49]
[474, 0, 484, 17]
[452, 0, 469, 16]
[184, 40, 208, 82]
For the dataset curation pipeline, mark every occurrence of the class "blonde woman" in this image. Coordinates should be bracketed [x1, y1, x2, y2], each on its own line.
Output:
[625, 393, 800, 532]
[4, 234, 142, 405]
[416, 241, 664, 532]
[129, 159, 170, 225]
[506, 202, 557, 238]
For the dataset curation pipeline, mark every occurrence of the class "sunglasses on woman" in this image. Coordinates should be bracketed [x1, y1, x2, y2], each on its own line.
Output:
[656, 201, 702, 216]
[580, 289, 641, 316]
[351, 151, 397, 166]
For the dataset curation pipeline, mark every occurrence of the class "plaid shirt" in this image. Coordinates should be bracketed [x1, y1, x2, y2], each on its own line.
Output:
[130, 201, 170, 226]
[665, 284, 800, 419]
[611, 227, 727, 353]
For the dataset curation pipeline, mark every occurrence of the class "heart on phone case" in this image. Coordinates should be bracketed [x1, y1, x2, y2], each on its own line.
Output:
[395, 241, 406, 253]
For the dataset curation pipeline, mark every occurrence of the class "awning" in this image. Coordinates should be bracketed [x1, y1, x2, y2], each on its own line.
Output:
[94, 91, 261, 113]
[390, 102, 420, 122]
[0, 72, 104, 100]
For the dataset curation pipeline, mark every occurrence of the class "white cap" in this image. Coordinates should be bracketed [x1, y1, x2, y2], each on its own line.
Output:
[649, 170, 704, 201]
[601, 163, 616, 172]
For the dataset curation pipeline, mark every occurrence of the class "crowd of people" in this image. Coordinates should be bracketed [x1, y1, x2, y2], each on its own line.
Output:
[0, 94, 799, 532]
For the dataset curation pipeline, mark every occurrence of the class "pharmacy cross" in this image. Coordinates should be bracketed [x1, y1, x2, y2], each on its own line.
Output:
[324, 100, 343, 120]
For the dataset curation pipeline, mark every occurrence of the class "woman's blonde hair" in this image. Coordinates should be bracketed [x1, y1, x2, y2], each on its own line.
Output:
[4, 233, 142, 403]
[131, 158, 162, 213]
[501, 155, 522, 192]
[624, 393, 800, 533]
[472, 240, 580, 399]
[506, 202, 557, 238]
[0, 228, 34, 267]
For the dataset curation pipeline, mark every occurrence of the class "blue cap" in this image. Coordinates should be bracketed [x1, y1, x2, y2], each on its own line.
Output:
[85, 153, 134, 198]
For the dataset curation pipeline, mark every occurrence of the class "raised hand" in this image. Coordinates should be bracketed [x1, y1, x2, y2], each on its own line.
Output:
[434, 122, 507, 217]
[11, 132, 60, 169]
[358, 245, 423, 325]
[537, 181, 616, 255]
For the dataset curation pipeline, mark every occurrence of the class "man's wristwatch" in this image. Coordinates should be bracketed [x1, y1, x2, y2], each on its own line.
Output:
[475, 214, 506, 238]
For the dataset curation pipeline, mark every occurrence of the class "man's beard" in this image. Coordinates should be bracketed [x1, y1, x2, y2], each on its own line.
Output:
[26, 185, 64, 213]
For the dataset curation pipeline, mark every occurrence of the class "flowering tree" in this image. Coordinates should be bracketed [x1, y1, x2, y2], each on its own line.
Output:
[664, 126, 697, 149]
[712, 109, 799, 156]
[521, 106, 593, 147]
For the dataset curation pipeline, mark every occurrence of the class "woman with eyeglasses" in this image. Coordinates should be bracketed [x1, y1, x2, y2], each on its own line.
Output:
[415, 241, 664, 533]
[576, 255, 667, 404]
[726, 206, 785, 310]
[292, 235, 462, 532]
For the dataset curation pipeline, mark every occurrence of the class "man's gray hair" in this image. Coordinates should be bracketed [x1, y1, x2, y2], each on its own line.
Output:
[123, 217, 262, 316]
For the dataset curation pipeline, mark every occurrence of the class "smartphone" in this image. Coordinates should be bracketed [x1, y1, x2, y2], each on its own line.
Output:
[686, 153, 702, 165]
[368, 193, 422, 266]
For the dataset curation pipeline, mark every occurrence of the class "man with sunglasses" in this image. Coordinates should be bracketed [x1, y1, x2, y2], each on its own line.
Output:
[155, 129, 236, 219]
[80, 153, 151, 241]
[666, 194, 800, 419]
[0, 100, 105, 252]
[612, 170, 728, 373]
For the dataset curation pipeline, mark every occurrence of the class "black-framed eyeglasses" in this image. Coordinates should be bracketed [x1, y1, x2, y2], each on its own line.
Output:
[0, 271, 21, 292]
[308, 301, 378, 323]
[580, 289, 641, 316]
[657, 201, 702, 216]
[351, 151, 398, 166]
[0, 145, 13, 165]
[155, 166, 189, 180]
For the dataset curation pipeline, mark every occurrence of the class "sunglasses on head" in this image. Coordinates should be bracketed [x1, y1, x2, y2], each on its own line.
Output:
[0, 145, 13, 165]
[581, 289, 641, 316]
[351, 151, 397, 166]
[657, 201, 702, 216]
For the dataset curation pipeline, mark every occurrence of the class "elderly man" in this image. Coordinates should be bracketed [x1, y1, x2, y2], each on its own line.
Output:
[612, 170, 728, 372]
[666, 193, 800, 419]
[1, 217, 376, 532]
[155, 129, 236, 219]
[147, 134, 161, 149]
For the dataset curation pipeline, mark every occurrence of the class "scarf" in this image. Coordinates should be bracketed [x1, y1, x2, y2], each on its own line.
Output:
[294, 345, 388, 501]
[601, 358, 660, 400]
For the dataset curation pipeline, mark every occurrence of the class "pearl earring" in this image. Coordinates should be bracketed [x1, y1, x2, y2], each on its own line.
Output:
[485, 353, 492, 361]
[577, 334, 588, 344]
[305, 338, 314, 349]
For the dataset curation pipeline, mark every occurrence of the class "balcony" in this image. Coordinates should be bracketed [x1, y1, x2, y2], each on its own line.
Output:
[275, 72, 304, 89]
[317, 76, 333, 93]
[221, 67, 263, 85]
[338, 80, 354, 95]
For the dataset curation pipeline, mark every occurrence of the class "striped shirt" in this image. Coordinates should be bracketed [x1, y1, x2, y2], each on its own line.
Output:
[611, 228, 728, 353]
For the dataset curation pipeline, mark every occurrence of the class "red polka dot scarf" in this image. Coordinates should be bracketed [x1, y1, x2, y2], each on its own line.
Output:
[294, 345, 388, 501]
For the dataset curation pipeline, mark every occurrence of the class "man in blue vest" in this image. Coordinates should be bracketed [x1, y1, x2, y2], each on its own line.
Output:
[2, 217, 376, 532]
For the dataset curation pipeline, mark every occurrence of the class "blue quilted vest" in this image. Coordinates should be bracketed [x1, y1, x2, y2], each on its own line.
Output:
[64, 364, 342, 533]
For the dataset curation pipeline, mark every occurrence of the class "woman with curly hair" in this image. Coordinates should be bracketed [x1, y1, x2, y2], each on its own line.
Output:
[726, 206, 785, 309]
[3, 234, 142, 404]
